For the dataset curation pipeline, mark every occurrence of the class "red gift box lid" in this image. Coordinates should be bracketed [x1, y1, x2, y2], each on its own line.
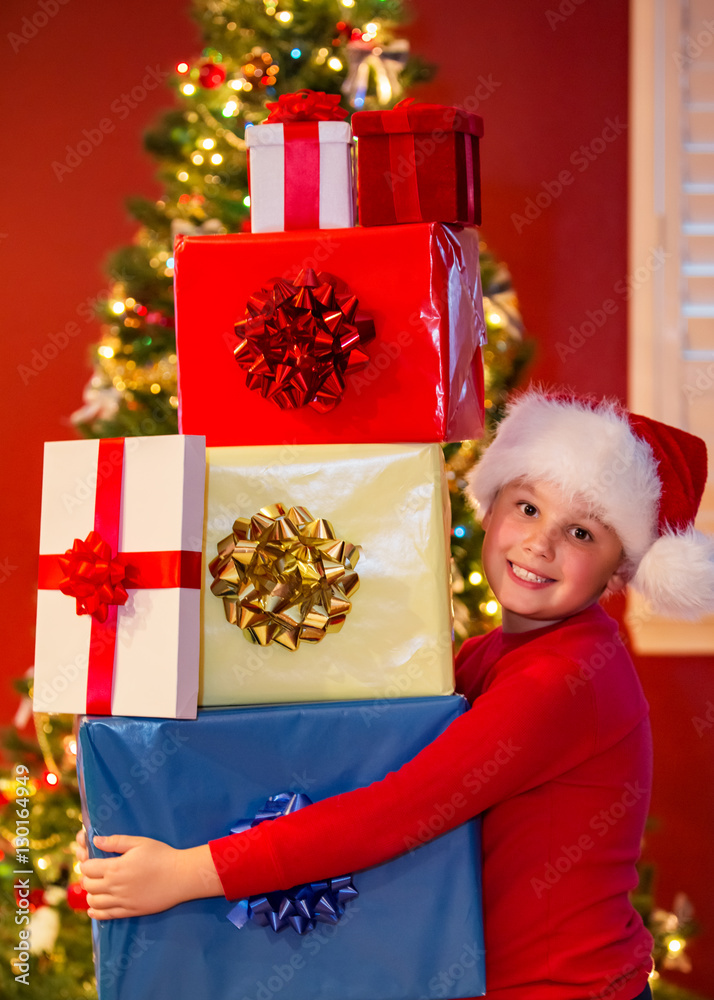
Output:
[351, 99, 484, 138]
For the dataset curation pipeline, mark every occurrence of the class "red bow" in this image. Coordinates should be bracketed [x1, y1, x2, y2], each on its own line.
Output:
[264, 90, 348, 123]
[234, 268, 374, 412]
[58, 530, 132, 623]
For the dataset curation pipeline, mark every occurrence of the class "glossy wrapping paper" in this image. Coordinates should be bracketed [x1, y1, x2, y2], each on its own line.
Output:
[200, 442, 454, 706]
[246, 120, 356, 232]
[352, 103, 483, 228]
[174, 223, 485, 445]
[77, 698, 485, 1000]
[33, 436, 205, 719]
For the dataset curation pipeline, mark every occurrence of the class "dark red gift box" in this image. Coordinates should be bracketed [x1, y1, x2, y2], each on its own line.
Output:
[352, 100, 483, 228]
[174, 223, 485, 445]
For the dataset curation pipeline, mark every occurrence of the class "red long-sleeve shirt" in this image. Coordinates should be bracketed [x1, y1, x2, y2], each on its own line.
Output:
[210, 603, 654, 999]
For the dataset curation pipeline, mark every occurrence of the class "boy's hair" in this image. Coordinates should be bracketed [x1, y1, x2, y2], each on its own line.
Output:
[466, 390, 714, 621]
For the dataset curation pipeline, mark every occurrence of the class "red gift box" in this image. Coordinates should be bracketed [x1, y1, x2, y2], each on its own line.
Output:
[174, 223, 485, 445]
[352, 100, 483, 228]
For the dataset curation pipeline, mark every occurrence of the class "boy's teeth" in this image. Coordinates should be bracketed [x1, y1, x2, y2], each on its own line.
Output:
[510, 563, 549, 584]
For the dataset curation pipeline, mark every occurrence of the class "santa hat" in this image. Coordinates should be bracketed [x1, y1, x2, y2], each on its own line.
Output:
[466, 391, 714, 620]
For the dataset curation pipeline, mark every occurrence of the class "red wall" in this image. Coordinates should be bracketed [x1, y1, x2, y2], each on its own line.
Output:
[1, 0, 711, 993]
[406, 0, 629, 400]
[0, 0, 198, 713]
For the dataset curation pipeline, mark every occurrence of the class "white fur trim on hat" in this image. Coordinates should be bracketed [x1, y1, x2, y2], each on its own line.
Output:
[466, 392, 662, 565]
[632, 528, 714, 619]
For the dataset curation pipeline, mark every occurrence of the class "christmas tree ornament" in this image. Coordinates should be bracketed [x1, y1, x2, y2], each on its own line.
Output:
[29, 899, 62, 955]
[70, 382, 122, 427]
[66, 882, 90, 912]
[199, 60, 227, 89]
[342, 37, 409, 107]
[170, 217, 225, 239]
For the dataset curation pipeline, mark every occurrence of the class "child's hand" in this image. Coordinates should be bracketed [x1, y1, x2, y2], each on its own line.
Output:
[80, 834, 221, 920]
[74, 828, 88, 864]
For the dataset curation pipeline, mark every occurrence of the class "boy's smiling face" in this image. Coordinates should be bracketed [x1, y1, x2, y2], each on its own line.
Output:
[481, 479, 627, 634]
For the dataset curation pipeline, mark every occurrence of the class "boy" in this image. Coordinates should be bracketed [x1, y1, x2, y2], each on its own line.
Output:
[79, 392, 714, 1000]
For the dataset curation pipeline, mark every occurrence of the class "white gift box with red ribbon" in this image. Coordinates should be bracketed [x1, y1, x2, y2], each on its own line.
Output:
[246, 121, 355, 233]
[33, 435, 205, 718]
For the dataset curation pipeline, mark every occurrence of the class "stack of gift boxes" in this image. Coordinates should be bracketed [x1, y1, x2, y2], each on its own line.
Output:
[33, 92, 487, 1000]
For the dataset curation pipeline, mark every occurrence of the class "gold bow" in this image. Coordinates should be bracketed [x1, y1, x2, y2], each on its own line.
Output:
[209, 504, 360, 650]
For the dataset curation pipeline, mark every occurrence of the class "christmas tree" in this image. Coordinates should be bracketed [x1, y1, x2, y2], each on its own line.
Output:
[0, 693, 95, 999]
[71, 0, 433, 440]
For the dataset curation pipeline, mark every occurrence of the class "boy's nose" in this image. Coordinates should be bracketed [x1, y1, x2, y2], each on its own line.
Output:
[523, 523, 556, 558]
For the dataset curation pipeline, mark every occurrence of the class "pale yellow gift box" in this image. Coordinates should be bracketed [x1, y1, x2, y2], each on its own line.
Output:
[200, 442, 454, 705]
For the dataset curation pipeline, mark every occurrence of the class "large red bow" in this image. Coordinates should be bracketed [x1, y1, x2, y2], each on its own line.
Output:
[264, 89, 348, 123]
[234, 268, 375, 412]
[57, 530, 132, 623]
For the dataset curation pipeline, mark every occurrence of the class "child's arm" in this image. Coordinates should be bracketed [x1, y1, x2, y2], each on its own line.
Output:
[80, 644, 629, 919]
[80, 834, 223, 919]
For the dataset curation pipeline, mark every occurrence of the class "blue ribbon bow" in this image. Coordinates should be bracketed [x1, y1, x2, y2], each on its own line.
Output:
[226, 792, 359, 935]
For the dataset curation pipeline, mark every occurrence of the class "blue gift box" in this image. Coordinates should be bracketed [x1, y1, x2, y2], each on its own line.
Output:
[78, 698, 485, 1000]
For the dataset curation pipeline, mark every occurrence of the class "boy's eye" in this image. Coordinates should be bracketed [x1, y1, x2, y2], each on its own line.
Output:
[570, 526, 592, 542]
[518, 502, 538, 517]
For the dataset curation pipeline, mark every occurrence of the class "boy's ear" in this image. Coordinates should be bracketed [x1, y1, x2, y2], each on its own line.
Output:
[481, 507, 492, 530]
[603, 561, 629, 598]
